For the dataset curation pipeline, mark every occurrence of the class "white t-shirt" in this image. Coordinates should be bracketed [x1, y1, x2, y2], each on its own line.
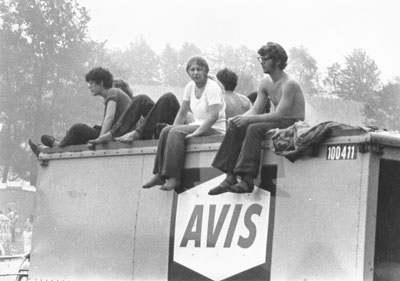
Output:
[183, 78, 226, 134]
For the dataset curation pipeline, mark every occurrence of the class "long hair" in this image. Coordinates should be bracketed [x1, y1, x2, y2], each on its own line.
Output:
[113, 79, 133, 99]
[186, 56, 209, 74]
[257, 42, 288, 70]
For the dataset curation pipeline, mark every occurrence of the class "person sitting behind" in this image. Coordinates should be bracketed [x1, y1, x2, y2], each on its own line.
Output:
[216, 68, 252, 119]
[89, 79, 181, 144]
[142, 56, 226, 191]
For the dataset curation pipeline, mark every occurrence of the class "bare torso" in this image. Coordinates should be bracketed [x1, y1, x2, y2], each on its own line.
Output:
[260, 73, 305, 121]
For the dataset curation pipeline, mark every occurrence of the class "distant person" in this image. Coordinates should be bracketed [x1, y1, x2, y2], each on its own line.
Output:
[143, 56, 226, 191]
[209, 42, 305, 195]
[28, 67, 131, 156]
[247, 91, 271, 113]
[23, 215, 33, 253]
[7, 208, 19, 243]
[89, 79, 181, 144]
[216, 68, 252, 119]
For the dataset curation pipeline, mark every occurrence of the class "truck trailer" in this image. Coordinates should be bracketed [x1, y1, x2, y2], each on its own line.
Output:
[24, 127, 400, 281]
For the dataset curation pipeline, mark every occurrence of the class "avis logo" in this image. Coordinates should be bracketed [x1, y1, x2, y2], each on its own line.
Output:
[174, 175, 271, 281]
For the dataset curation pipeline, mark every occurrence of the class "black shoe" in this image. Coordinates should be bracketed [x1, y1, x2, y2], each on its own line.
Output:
[208, 179, 237, 195]
[228, 180, 254, 194]
[28, 139, 41, 158]
[41, 135, 56, 147]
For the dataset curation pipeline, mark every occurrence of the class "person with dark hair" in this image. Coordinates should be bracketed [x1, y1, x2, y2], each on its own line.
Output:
[209, 42, 305, 195]
[216, 68, 251, 119]
[113, 78, 134, 99]
[28, 67, 131, 156]
[143, 56, 226, 191]
[247, 91, 271, 113]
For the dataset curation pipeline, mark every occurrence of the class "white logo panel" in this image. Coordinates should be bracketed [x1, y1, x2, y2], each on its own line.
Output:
[174, 175, 271, 281]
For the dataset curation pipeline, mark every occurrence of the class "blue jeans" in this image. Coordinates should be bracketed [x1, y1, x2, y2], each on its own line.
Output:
[153, 125, 221, 179]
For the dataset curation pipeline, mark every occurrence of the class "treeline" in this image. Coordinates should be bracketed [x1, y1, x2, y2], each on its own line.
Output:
[1, 0, 399, 183]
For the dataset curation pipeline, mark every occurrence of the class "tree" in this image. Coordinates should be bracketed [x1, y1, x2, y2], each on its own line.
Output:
[160, 44, 179, 86]
[0, 0, 97, 183]
[323, 62, 342, 95]
[366, 82, 400, 130]
[336, 49, 381, 102]
[121, 35, 160, 85]
[207, 44, 262, 95]
[176, 42, 202, 86]
[287, 46, 320, 95]
[322, 49, 383, 128]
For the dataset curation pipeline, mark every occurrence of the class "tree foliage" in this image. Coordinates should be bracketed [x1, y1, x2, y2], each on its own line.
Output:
[0, 0, 100, 182]
[329, 49, 381, 102]
[287, 46, 320, 95]
[121, 35, 160, 85]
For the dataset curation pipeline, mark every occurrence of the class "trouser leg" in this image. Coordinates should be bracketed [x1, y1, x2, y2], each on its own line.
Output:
[135, 92, 180, 139]
[110, 95, 155, 137]
[154, 125, 220, 179]
[59, 123, 100, 147]
[153, 125, 173, 175]
[212, 122, 248, 174]
[234, 120, 296, 178]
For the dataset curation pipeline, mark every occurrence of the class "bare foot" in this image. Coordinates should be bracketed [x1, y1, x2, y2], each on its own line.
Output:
[88, 132, 113, 144]
[143, 174, 165, 189]
[160, 178, 181, 191]
[115, 130, 142, 143]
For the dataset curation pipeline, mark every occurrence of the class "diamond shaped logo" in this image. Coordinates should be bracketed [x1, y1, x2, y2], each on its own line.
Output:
[173, 175, 271, 281]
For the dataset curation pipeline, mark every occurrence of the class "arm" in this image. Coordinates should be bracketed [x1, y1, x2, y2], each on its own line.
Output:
[99, 100, 117, 135]
[173, 100, 190, 125]
[231, 79, 297, 127]
[185, 104, 221, 139]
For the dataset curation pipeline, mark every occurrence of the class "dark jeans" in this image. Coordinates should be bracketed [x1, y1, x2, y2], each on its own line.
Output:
[59, 93, 179, 147]
[109, 94, 154, 138]
[110, 92, 180, 139]
[212, 119, 297, 178]
[59, 123, 100, 147]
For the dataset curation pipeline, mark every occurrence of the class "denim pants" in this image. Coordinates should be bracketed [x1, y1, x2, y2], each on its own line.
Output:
[110, 92, 180, 139]
[59, 123, 100, 147]
[153, 125, 221, 179]
[212, 119, 297, 178]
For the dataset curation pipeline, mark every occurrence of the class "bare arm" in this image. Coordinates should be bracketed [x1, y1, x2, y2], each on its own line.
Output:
[100, 101, 116, 135]
[185, 104, 221, 139]
[231, 79, 297, 127]
[173, 100, 190, 125]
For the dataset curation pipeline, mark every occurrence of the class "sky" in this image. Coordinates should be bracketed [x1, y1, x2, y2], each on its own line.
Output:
[77, 0, 400, 82]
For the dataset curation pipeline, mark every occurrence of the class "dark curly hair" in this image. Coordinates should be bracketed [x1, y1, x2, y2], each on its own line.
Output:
[216, 68, 238, 91]
[85, 67, 114, 89]
[257, 42, 288, 70]
[186, 56, 209, 74]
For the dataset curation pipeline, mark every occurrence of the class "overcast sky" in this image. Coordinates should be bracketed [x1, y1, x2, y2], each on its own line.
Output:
[77, 0, 399, 82]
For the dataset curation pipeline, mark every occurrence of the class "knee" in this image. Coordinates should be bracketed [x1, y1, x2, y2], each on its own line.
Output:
[160, 92, 178, 103]
[69, 123, 89, 133]
[135, 94, 153, 104]
[159, 125, 172, 138]
[246, 124, 259, 136]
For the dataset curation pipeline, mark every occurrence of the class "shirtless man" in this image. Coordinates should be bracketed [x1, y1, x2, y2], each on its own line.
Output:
[216, 68, 252, 119]
[209, 42, 305, 195]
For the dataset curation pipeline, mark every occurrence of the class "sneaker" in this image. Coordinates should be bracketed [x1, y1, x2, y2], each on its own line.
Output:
[28, 139, 41, 158]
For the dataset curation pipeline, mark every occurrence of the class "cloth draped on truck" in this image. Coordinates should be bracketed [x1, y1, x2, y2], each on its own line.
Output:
[268, 121, 379, 162]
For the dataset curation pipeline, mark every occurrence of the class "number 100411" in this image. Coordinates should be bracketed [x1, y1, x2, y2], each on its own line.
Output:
[326, 144, 357, 160]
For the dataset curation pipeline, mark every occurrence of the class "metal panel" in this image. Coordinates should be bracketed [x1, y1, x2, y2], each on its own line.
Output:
[31, 155, 145, 281]
[269, 143, 371, 281]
